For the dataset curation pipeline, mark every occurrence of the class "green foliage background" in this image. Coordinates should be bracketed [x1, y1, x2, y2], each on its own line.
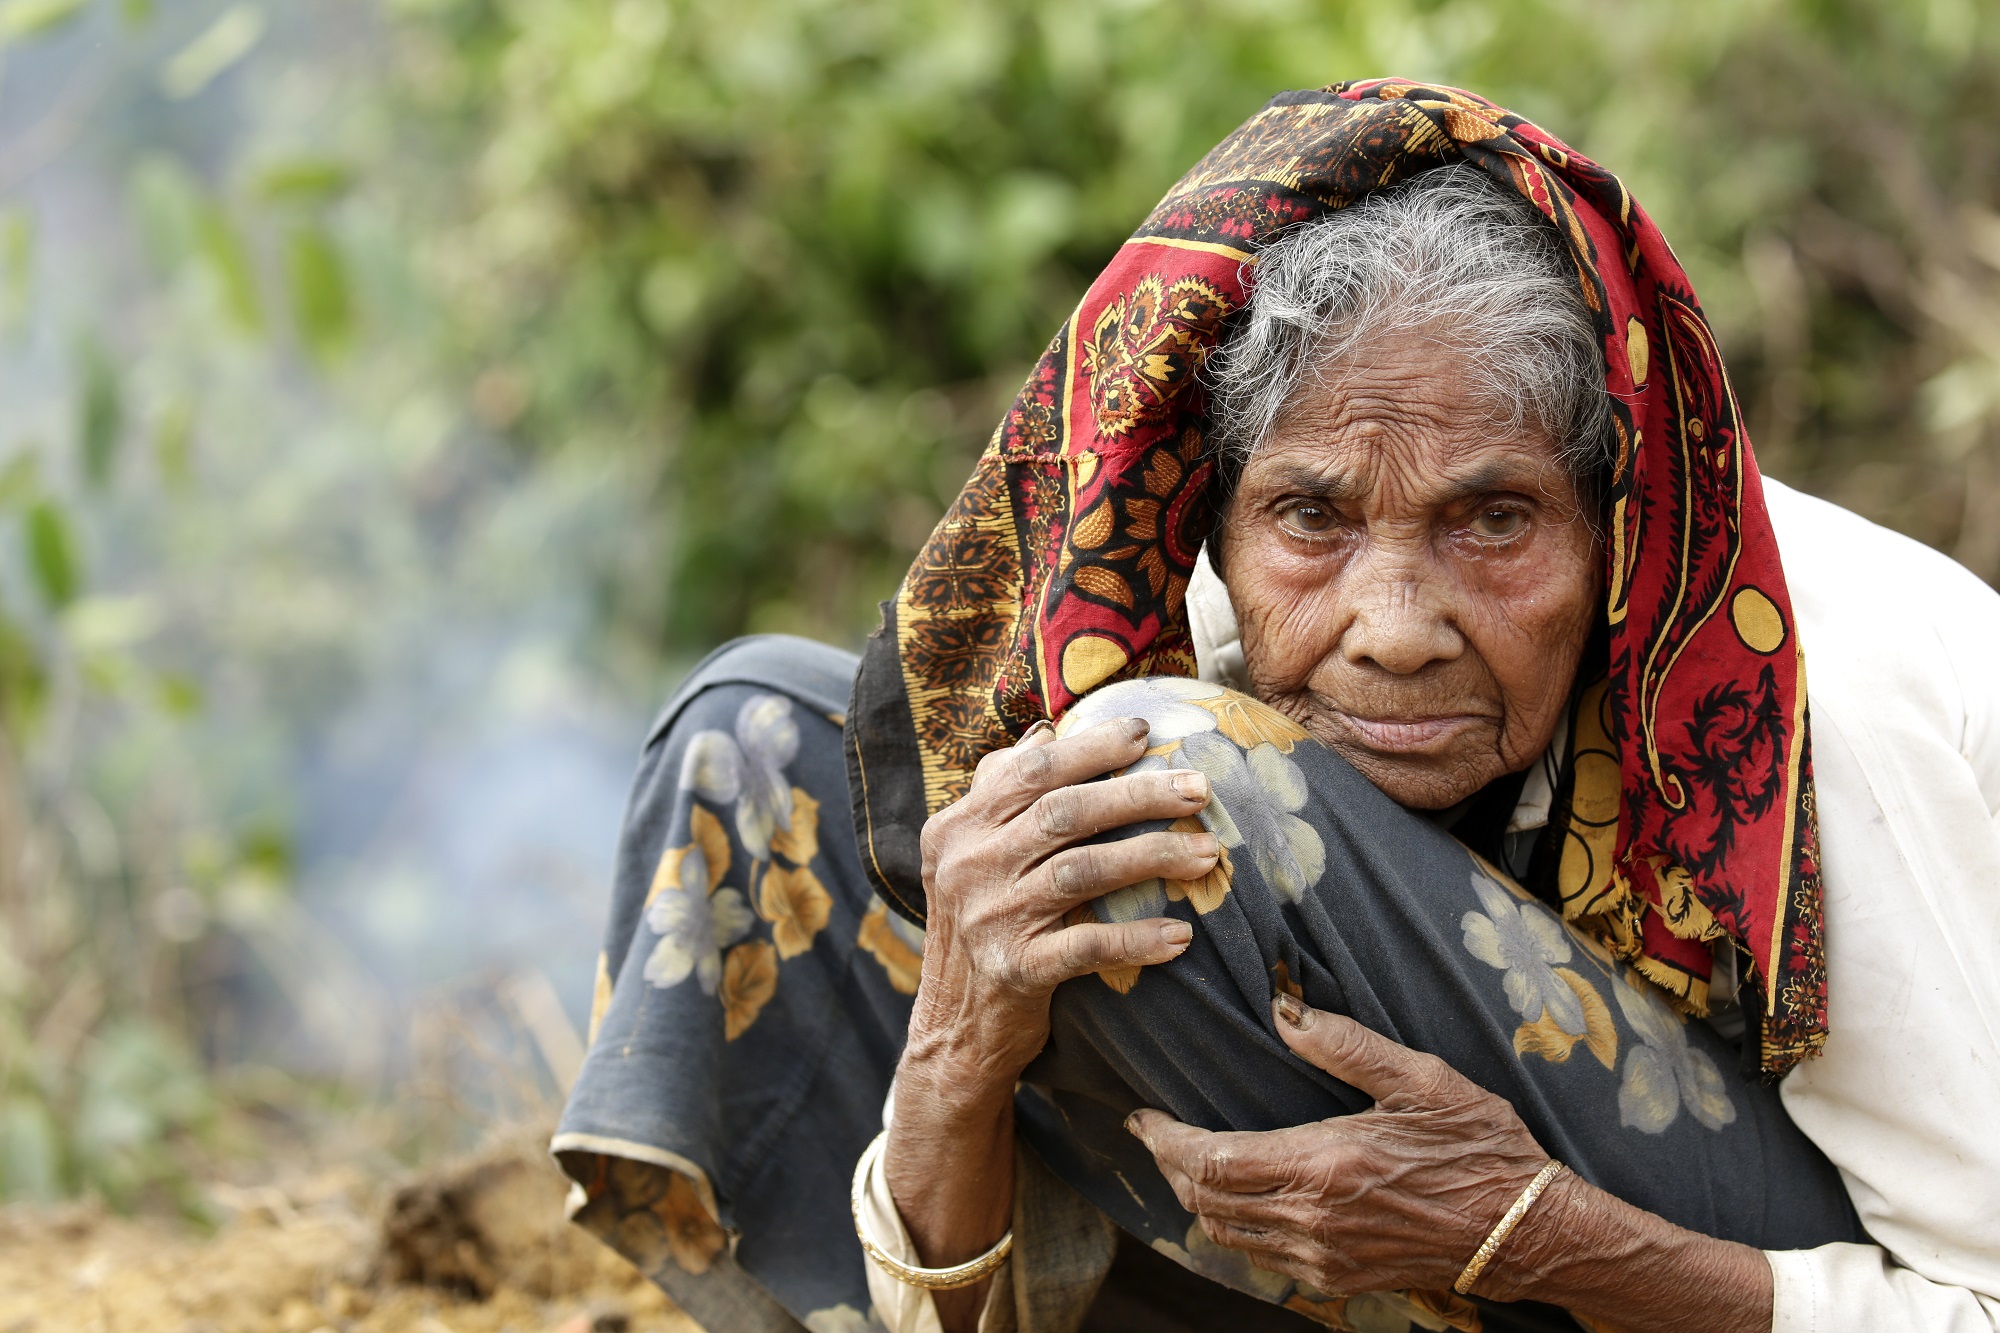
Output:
[1, 0, 1997, 1206]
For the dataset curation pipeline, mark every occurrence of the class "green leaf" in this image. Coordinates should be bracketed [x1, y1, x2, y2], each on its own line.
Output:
[286, 223, 352, 363]
[0, 0, 87, 41]
[153, 398, 193, 487]
[77, 337, 122, 487]
[159, 4, 265, 100]
[253, 158, 352, 205]
[194, 206, 260, 333]
[26, 499, 80, 608]
[0, 451, 38, 507]
[119, 0, 150, 23]
[0, 210, 31, 335]
[0, 611, 47, 734]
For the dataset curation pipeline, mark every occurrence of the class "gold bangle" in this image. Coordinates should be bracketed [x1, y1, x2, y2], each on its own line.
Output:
[850, 1131, 1014, 1291]
[1453, 1160, 1566, 1296]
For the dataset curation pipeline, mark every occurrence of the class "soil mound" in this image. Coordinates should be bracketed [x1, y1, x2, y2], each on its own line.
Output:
[0, 1131, 697, 1333]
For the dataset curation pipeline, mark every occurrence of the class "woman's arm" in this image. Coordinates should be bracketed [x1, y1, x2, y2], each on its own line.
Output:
[1130, 995, 1771, 1333]
[886, 717, 1219, 1332]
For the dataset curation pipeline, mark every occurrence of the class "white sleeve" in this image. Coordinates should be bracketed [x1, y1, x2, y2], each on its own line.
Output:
[857, 1092, 1016, 1333]
[1771, 1246, 2000, 1333]
[1764, 482, 2000, 1332]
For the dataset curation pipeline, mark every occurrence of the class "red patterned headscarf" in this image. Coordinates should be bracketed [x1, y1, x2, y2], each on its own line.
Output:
[843, 80, 1827, 1074]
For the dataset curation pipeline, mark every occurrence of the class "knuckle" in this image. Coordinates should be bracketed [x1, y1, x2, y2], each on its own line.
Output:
[1051, 845, 1097, 898]
[1036, 789, 1079, 837]
[1010, 744, 1055, 791]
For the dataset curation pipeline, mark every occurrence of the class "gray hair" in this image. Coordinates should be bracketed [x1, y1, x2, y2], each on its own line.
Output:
[1206, 164, 1614, 499]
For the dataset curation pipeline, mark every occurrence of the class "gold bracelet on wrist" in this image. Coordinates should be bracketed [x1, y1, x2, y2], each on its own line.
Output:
[850, 1130, 1014, 1291]
[1453, 1160, 1566, 1296]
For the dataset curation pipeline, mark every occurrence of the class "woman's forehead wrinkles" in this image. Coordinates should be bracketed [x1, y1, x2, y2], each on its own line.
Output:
[1250, 440, 1554, 505]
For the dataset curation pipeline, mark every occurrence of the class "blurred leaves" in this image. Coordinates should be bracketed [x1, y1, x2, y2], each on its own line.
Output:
[286, 223, 352, 363]
[26, 499, 79, 608]
[78, 336, 123, 487]
[0, 0, 86, 42]
[160, 4, 266, 100]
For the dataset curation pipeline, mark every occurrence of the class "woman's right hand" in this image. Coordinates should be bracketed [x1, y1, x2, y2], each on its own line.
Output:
[880, 716, 1216, 1330]
[905, 715, 1220, 1085]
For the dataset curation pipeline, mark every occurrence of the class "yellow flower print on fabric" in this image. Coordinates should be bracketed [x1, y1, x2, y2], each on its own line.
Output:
[601, 1157, 727, 1277]
[858, 899, 923, 994]
[721, 939, 778, 1040]
[771, 786, 820, 865]
[759, 863, 833, 959]
[1195, 692, 1310, 753]
[1162, 814, 1232, 913]
[649, 805, 731, 906]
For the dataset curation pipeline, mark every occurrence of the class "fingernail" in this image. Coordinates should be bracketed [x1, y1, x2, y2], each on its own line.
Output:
[1185, 832, 1218, 857]
[1126, 716, 1151, 741]
[1160, 921, 1193, 946]
[1022, 718, 1054, 740]
[1123, 1110, 1148, 1137]
[1172, 771, 1209, 801]
[1274, 991, 1310, 1029]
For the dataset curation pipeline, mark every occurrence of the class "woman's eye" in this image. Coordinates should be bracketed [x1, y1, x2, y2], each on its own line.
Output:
[1279, 503, 1335, 534]
[1469, 507, 1526, 539]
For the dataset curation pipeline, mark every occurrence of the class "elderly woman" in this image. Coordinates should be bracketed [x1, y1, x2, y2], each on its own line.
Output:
[554, 83, 2000, 1333]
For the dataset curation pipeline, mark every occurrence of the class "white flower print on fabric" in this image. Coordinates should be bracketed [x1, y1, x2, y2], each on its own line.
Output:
[1175, 730, 1324, 903]
[679, 692, 801, 859]
[1461, 867, 1588, 1036]
[1614, 977, 1737, 1133]
[644, 839, 754, 994]
[1059, 676, 1223, 744]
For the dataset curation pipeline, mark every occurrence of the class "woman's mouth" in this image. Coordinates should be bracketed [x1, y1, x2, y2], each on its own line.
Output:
[1338, 713, 1488, 753]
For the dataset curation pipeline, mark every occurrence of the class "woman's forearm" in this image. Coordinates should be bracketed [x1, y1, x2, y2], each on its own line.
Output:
[1490, 1171, 1772, 1333]
[884, 995, 1027, 1332]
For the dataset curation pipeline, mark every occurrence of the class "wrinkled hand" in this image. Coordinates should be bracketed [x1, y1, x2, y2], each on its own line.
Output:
[909, 716, 1219, 1080]
[1127, 994, 1550, 1299]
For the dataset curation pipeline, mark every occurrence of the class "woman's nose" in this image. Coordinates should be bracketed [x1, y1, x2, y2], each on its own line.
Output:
[1338, 553, 1464, 675]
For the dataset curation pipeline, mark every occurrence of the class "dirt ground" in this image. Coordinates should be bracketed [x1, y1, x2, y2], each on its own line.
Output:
[0, 1131, 700, 1333]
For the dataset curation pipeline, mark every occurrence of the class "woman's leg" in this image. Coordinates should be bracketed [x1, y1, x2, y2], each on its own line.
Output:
[1019, 678, 1861, 1333]
[555, 636, 923, 1333]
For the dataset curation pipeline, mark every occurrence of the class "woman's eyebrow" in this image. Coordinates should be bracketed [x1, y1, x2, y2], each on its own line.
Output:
[1436, 459, 1545, 502]
[1264, 464, 1360, 499]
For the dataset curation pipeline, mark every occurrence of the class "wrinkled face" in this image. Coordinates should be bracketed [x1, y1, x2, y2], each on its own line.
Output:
[1217, 337, 1602, 809]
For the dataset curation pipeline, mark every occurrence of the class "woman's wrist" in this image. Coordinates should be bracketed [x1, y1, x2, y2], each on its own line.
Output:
[1483, 1171, 1772, 1333]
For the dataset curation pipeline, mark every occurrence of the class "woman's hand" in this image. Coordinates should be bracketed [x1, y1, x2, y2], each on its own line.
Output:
[883, 716, 1218, 1332]
[908, 715, 1219, 1077]
[1128, 995, 1773, 1333]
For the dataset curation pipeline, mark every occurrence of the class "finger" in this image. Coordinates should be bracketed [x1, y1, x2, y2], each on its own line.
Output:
[1028, 829, 1219, 913]
[1016, 767, 1210, 850]
[1272, 995, 1458, 1105]
[1010, 920, 1191, 991]
[1152, 1157, 1288, 1223]
[1125, 1111, 1298, 1193]
[971, 718, 1153, 822]
[1199, 1215, 1296, 1265]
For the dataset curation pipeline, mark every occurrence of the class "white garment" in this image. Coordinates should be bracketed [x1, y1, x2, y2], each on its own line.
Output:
[864, 481, 2000, 1331]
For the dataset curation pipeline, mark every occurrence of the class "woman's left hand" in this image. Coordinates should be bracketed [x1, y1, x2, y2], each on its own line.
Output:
[1125, 992, 1550, 1299]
